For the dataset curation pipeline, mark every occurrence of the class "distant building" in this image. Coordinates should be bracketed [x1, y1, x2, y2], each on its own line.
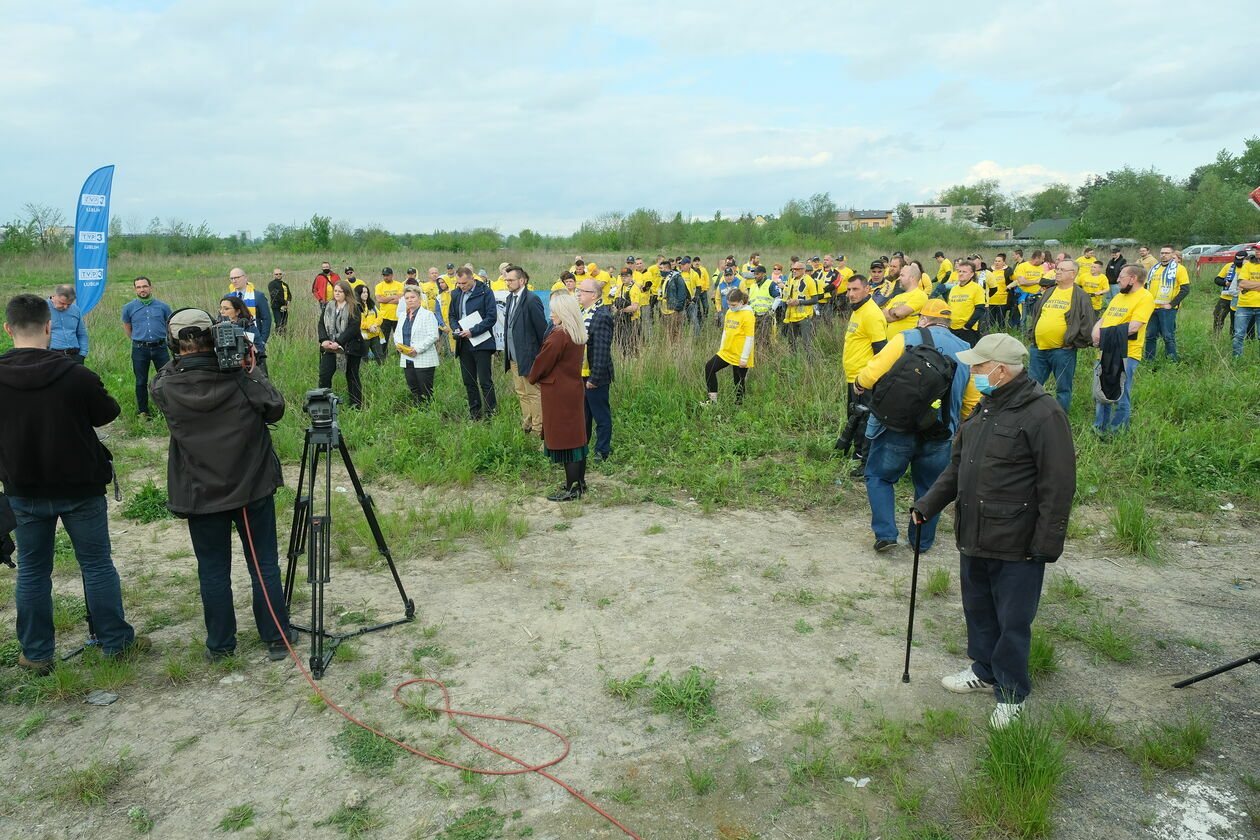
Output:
[912, 204, 984, 222]
[753, 215, 768, 227]
[1015, 218, 1074, 240]
[836, 210, 893, 232]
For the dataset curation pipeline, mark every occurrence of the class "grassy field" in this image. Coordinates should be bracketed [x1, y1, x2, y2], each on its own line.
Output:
[3, 248, 1258, 516]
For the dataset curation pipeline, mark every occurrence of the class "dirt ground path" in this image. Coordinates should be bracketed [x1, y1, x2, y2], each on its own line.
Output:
[1, 475, 1257, 840]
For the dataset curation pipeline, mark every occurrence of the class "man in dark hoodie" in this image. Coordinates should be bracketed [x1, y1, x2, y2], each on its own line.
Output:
[0, 294, 140, 674]
[150, 308, 294, 662]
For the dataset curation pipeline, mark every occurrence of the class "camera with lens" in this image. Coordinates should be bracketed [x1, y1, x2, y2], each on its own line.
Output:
[304, 388, 339, 428]
[835, 403, 870, 454]
[211, 321, 248, 371]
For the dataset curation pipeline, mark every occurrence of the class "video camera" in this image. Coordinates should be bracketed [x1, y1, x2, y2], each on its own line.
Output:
[303, 388, 339, 429]
[835, 403, 870, 454]
[211, 322, 248, 371]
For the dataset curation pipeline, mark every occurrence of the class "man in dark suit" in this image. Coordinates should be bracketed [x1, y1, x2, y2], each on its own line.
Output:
[502, 265, 549, 437]
[448, 267, 498, 420]
[576, 277, 616, 461]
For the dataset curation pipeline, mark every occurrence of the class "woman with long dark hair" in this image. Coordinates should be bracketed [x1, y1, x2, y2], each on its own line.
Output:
[317, 280, 365, 408]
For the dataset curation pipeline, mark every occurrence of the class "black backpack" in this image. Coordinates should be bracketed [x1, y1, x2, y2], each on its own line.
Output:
[869, 328, 957, 440]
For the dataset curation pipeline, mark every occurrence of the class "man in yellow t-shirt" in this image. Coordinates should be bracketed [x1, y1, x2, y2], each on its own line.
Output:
[375, 267, 405, 361]
[1077, 261, 1108, 311]
[421, 268, 441, 315]
[934, 251, 954, 284]
[1230, 247, 1260, 356]
[1143, 246, 1190, 362]
[1091, 265, 1154, 434]
[1075, 247, 1096, 283]
[1012, 250, 1046, 297]
[946, 260, 987, 346]
[1026, 259, 1098, 412]
[986, 253, 1011, 329]
[840, 273, 888, 474]
[692, 256, 712, 326]
[883, 266, 929, 337]
[782, 261, 821, 358]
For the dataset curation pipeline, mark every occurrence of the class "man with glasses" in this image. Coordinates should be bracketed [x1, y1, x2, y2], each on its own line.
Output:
[782, 261, 821, 359]
[1143, 246, 1190, 363]
[121, 276, 172, 417]
[267, 269, 291, 334]
[577, 277, 615, 461]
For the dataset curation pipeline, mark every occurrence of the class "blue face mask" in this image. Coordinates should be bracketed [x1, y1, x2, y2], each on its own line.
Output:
[973, 373, 996, 395]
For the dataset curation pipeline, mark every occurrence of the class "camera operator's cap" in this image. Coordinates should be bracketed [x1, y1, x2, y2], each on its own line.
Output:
[381, 267, 393, 275]
[167, 307, 214, 340]
[920, 300, 953, 318]
[956, 333, 1029, 367]
[446, 263, 455, 269]
[626, 256, 636, 264]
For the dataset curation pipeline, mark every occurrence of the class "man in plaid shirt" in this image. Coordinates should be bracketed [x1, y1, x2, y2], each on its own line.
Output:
[576, 278, 616, 462]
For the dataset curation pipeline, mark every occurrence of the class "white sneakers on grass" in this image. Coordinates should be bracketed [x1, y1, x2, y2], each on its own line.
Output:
[941, 666, 1025, 729]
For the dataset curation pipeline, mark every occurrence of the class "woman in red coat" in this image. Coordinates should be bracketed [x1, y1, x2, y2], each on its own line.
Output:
[528, 293, 589, 501]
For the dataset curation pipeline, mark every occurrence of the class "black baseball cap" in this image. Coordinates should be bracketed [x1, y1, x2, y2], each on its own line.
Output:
[406, 267, 417, 274]
[381, 267, 393, 275]
[345, 266, 354, 272]
[870, 260, 885, 270]
[446, 263, 455, 269]
[626, 256, 636, 264]
[680, 256, 692, 264]
[752, 265, 766, 275]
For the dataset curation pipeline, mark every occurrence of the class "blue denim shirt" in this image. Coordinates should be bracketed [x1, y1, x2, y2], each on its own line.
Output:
[121, 299, 173, 342]
[866, 325, 973, 440]
[48, 300, 89, 355]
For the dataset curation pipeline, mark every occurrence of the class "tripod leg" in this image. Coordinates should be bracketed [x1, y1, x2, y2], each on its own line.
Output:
[283, 430, 314, 605]
[337, 438, 415, 617]
[1173, 651, 1260, 688]
[310, 443, 332, 679]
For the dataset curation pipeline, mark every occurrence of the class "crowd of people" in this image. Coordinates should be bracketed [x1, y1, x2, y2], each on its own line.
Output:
[6, 242, 1258, 728]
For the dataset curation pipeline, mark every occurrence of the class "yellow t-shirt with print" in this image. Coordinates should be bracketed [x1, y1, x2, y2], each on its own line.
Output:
[843, 297, 888, 383]
[1012, 261, 1044, 295]
[693, 266, 711, 292]
[986, 267, 1009, 306]
[1236, 261, 1260, 308]
[1077, 272, 1108, 309]
[1075, 256, 1095, 284]
[420, 281, 439, 313]
[947, 282, 987, 330]
[375, 279, 405, 321]
[782, 274, 819, 323]
[884, 288, 928, 336]
[1100, 288, 1156, 361]
[936, 258, 953, 282]
[717, 308, 756, 368]
[1033, 287, 1073, 350]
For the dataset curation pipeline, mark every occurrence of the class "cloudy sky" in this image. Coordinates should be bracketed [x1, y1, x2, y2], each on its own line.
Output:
[3, 0, 1255, 237]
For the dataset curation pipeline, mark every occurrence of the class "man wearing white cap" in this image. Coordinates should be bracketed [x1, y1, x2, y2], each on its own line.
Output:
[911, 332, 1075, 729]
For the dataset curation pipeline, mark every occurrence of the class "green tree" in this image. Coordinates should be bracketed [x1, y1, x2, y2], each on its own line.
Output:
[1078, 167, 1188, 242]
[1027, 183, 1079, 221]
[309, 214, 332, 249]
[1184, 173, 1256, 243]
[894, 203, 914, 232]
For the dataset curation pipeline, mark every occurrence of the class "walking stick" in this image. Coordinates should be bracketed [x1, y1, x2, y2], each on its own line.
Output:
[902, 522, 923, 683]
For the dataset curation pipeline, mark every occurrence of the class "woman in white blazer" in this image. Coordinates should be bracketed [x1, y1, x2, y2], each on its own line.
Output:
[395, 287, 440, 406]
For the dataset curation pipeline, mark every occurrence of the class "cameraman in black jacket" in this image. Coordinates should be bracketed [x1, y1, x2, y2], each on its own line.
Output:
[150, 309, 294, 662]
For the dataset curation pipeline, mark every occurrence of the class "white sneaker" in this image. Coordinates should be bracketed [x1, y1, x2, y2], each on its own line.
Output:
[941, 666, 993, 694]
[989, 701, 1024, 730]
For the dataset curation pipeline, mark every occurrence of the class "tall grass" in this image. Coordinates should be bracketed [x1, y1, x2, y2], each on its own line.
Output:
[3, 249, 1257, 513]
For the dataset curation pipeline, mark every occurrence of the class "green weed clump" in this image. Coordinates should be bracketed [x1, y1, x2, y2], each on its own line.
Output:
[1048, 701, 1119, 747]
[961, 716, 1067, 838]
[316, 801, 385, 839]
[120, 480, 174, 523]
[437, 806, 505, 840]
[1108, 497, 1163, 563]
[1028, 628, 1059, 683]
[46, 753, 137, 805]
[333, 722, 406, 773]
[650, 666, 718, 728]
[1126, 709, 1212, 774]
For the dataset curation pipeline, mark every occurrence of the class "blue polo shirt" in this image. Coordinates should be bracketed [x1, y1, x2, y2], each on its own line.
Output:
[48, 300, 89, 355]
[121, 298, 173, 342]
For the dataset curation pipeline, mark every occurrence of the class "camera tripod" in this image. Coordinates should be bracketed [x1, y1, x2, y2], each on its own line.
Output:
[1173, 651, 1260, 689]
[283, 419, 414, 679]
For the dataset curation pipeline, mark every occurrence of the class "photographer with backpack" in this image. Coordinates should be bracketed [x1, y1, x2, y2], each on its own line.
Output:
[854, 300, 981, 554]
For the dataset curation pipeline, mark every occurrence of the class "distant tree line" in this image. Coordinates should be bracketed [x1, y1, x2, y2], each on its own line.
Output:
[3, 139, 1256, 259]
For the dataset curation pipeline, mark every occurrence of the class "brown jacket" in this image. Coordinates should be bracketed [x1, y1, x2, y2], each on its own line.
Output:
[914, 372, 1075, 562]
[527, 328, 587, 450]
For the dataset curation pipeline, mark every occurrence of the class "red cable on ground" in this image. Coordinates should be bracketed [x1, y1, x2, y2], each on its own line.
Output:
[240, 507, 644, 840]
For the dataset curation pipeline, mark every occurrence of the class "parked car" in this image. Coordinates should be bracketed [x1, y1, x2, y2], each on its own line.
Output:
[1182, 244, 1223, 259]
[1196, 242, 1260, 272]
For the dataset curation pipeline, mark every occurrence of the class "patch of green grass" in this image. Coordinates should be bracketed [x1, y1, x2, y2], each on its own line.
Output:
[317, 802, 386, 839]
[1241, 773, 1260, 792]
[217, 804, 255, 832]
[601, 658, 654, 701]
[14, 711, 48, 739]
[751, 693, 786, 720]
[0, 639, 21, 667]
[1049, 701, 1119, 747]
[437, 806, 505, 840]
[594, 786, 642, 805]
[786, 740, 844, 788]
[127, 805, 155, 834]
[47, 753, 136, 805]
[761, 563, 787, 582]
[333, 722, 406, 773]
[793, 619, 814, 634]
[1109, 497, 1163, 563]
[1028, 627, 1059, 683]
[121, 479, 174, 523]
[792, 711, 829, 738]
[357, 670, 386, 690]
[960, 716, 1066, 838]
[924, 567, 950, 597]
[644, 524, 665, 535]
[52, 593, 88, 632]
[1126, 709, 1212, 774]
[682, 756, 716, 796]
[649, 666, 718, 728]
[919, 708, 967, 740]
[1048, 613, 1138, 663]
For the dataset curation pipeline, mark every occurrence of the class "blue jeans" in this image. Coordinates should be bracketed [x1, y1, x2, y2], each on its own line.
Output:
[583, 381, 613, 457]
[1028, 347, 1078, 414]
[10, 495, 135, 661]
[131, 342, 170, 414]
[959, 553, 1045, 703]
[864, 428, 951, 550]
[1143, 307, 1178, 361]
[1234, 307, 1260, 357]
[185, 495, 290, 654]
[1093, 357, 1138, 433]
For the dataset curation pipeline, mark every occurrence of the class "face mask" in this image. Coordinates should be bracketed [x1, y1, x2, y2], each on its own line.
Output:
[1119, 284, 1134, 294]
[974, 368, 1003, 395]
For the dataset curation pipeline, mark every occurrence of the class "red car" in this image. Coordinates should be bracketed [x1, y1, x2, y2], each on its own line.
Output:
[1196, 242, 1259, 272]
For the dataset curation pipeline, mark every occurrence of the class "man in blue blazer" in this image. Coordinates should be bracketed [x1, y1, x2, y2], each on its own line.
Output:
[501, 265, 548, 436]
[448, 267, 498, 420]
